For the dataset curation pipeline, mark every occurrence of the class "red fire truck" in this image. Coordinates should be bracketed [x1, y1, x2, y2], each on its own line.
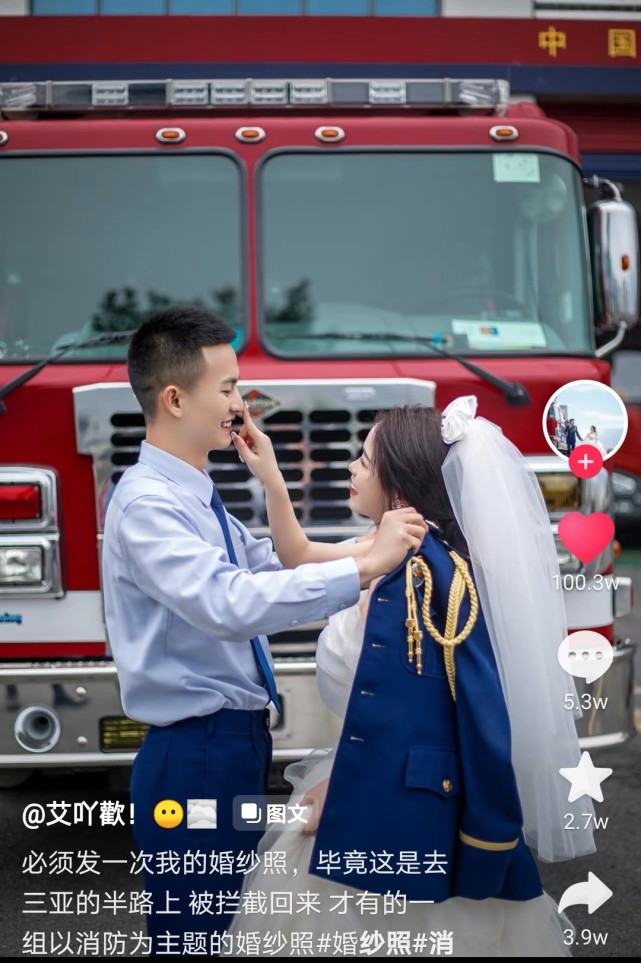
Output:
[0, 74, 638, 788]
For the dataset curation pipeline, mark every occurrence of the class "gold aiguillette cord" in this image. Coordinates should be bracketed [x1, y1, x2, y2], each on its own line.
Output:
[405, 553, 479, 700]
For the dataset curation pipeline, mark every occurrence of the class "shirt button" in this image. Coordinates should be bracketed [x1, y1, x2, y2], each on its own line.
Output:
[290, 619, 299, 627]
[339, 603, 347, 610]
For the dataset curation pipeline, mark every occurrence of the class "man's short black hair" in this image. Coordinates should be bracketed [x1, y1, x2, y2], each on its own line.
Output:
[128, 306, 235, 420]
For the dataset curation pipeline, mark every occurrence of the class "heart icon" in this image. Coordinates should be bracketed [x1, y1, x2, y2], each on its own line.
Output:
[558, 512, 615, 564]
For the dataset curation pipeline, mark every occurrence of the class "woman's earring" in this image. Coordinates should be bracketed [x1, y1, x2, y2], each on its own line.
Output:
[392, 497, 409, 510]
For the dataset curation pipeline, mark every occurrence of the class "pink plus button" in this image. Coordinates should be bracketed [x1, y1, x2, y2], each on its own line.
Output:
[569, 444, 603, 478]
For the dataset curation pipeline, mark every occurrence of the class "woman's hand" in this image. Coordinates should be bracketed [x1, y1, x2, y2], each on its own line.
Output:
[231, 404, 282, 487]
[300, 777, 330, 835]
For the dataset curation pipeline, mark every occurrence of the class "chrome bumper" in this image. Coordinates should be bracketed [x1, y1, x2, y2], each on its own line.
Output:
[0, 660, 342, 768]
[0, 640, 634, 769]
[574, 640, 636, 749]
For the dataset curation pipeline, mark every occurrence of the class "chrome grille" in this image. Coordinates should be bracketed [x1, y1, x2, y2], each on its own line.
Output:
[108, 406, 382, 526]
[74, 379, 436, 537]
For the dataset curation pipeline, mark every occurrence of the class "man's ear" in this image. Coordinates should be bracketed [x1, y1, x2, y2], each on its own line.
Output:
[160, 384, 183, 419]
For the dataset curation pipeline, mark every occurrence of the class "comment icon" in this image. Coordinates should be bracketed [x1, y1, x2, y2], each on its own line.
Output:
[557, 631, 613, 684]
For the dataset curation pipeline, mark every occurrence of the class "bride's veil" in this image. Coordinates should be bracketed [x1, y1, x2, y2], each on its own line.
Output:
[441, 396, 596, 861]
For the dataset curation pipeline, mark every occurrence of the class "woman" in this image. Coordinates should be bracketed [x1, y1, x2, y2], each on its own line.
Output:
[584, 425, 607, 456]
[228, 397, 594, 957]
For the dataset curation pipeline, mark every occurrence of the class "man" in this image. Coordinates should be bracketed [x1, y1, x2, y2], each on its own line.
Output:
[565, 418, 583, 454]
[101, 306, 424, 956]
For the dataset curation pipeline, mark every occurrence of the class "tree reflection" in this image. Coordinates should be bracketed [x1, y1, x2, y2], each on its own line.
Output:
[91, 286, 242, 333]
[265, 279, 313, 324]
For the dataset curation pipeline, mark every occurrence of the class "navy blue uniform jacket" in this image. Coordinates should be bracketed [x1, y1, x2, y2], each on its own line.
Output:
[309, 526, 543, 902]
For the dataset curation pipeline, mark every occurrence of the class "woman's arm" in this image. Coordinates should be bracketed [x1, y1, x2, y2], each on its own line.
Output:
[263, 474, 373, 567]
[231, 405, 376, 568]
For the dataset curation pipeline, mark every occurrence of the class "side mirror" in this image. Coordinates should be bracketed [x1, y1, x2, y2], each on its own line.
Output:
[586, 178, 640, 332]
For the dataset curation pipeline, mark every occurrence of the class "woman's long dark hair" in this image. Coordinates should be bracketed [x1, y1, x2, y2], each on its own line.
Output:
[370, 405, 469, 555]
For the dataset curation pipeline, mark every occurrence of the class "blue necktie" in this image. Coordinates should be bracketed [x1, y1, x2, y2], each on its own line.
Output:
[210, 487, 281, 713]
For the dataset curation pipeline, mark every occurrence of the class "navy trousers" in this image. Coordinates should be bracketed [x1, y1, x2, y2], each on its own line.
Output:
[130, 708, 272, 956]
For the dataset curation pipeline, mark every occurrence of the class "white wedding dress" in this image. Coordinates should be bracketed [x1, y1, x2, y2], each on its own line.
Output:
[226, 595, 574, 957]
[583, 431, 607, 456]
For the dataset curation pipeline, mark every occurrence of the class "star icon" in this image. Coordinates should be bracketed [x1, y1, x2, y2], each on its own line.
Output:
[559, 751, 613, 803]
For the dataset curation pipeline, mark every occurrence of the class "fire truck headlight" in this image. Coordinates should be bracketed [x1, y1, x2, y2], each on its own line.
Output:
[537, 473, 580, 512]
[0, 546, 43, 585]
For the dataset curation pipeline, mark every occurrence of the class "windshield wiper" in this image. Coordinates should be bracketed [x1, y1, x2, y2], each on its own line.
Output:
[287, 331, 531, 407]
[0, 329, 136, 415]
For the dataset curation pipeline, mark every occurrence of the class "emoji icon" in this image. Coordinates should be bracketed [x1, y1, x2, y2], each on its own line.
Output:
[153, 799, 184, 829]
[558, 630, 614, 684]
[569, 444, 603, 479]
[558, 512, 614, 564]
[187, 799, 217, 829]
[559, 751, 613, 803]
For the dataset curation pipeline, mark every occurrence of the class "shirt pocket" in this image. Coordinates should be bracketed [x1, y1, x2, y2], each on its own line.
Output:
[404, 746, 461, 799]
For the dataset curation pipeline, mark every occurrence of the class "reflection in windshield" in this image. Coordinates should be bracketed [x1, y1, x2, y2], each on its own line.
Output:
[0, 154, 244, 361]
[265, 279, 314, 325]
[86, 287, 242, 335]
[261, 151, 592, 356]
[51, 285, 244, 357]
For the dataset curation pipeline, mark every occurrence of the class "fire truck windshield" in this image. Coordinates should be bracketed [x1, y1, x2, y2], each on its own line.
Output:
[0, 153, 245, 362]
[260, 150, 593, 357]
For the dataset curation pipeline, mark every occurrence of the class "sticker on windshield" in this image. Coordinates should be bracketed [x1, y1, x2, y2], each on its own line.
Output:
[492, 153, 540, 183]
[452, 320, 547, 350]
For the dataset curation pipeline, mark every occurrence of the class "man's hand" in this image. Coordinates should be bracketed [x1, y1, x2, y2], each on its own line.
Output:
[354, 529, 376, 544]
[356, 508, 427, 587]
[230, 404, 281, 487]
[300, 777, 330, 835]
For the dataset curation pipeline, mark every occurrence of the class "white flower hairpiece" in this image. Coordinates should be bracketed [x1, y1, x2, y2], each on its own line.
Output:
[441, 395, 478, 444]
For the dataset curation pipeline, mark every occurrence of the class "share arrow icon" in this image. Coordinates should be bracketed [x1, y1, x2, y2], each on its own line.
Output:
[558, 872, 613, 915]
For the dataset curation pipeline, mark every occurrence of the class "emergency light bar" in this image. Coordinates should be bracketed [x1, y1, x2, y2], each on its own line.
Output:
[0, 78, 510, 113]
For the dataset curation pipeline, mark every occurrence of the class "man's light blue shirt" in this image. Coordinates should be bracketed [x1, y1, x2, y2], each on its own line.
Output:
[102, 441, 361, 726]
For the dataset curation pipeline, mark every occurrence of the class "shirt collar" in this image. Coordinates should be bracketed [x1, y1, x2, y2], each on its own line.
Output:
[139, 440, 214, 508]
